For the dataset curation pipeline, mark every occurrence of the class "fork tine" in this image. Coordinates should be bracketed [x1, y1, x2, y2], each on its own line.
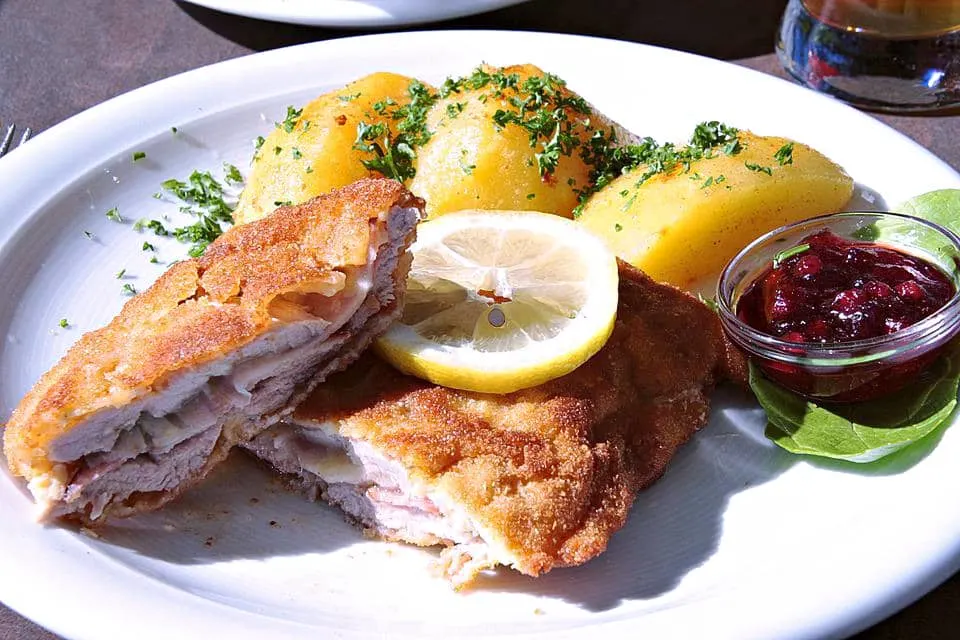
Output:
[18, 126, 32, 147]
[0, 124, 14, 157]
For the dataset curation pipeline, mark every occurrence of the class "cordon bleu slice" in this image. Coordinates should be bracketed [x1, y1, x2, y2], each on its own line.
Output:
[3, 178, 421, 524]
[246, 262, 745, 587]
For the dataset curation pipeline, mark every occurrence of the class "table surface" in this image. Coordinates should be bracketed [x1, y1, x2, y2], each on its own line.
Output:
[1, 0, 958, 638]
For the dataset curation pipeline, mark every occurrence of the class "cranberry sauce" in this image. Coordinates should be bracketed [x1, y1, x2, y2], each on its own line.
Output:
[737, 230, 955, 345]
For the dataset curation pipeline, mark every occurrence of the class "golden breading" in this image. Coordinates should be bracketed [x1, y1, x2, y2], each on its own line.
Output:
[3, 178, 420, 481]
[294, 262, 744, 578]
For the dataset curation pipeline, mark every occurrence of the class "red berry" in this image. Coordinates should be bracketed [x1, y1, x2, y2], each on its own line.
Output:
[896, 280, 926, 301]
[832, 289, 867, 315]
[806, 319, 831, 341]
[863, 281, 894, 300]
[781, 332, 805, 343]
[792, 254, 822, 278]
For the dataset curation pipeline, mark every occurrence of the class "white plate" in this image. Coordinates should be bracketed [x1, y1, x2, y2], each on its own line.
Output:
[1, 31, 959, 640]
[179, 0, 529, 27]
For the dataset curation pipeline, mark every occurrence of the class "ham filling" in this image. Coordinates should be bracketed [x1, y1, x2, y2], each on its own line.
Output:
[37, 206, 418, 521]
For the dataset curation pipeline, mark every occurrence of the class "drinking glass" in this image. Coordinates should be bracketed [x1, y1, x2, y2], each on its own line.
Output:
[777, 0, 960, 111]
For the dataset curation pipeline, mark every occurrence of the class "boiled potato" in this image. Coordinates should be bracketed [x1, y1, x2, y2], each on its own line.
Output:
[233, 72, 418, 225]
[576, 132, 854, 288]
[409, 64, 599, 219]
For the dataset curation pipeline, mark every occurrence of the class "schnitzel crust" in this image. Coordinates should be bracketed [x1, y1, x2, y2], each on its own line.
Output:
[4, 178, 421, 480]
[295, 261, 741, 576]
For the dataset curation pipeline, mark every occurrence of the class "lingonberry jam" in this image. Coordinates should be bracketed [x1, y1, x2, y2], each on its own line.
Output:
[734, 229, 958, 402]
[737, 230, 955, 345]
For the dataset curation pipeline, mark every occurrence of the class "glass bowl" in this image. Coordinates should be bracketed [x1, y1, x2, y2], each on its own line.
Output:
[717, 211, 960, 402]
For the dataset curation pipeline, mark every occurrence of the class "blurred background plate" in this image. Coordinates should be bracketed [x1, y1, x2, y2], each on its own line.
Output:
[177, 0, 531, 27]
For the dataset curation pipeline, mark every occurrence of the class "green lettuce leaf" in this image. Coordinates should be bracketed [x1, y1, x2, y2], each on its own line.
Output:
[751, 345, 960, 463]
[894, 189, 960, 230]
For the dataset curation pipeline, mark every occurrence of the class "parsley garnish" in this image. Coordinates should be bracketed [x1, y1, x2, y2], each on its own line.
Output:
[83, 230, 94, 239]
[121, 283, 137, 295]
[142, 241, 155, 252]
[614, 223, 623, 232]
[149, 255, 159, 264]
[223, 163, 243, 185]
[132, 151, 146, 162]
[105, 207, 123, 222]
[446, 102, 466, 119]
[338, 92, 361, 102]
[58, 318, 69, 328]
[279, 106, 303, 133]
[160, 170, 235, 257]
[773, 243, 810, 269]
[291, 147, 303, 160]
[745, 162, 773, 176]
[572, 121, 743, 216]
[254, 136, 266, 150]
[526, 193, 536, 200]
[775, 142, 795, 166]
[171, 127, 178, 134]
[116, 269, 126, 279]
[146, 220, 168, 236]
[484, 72, 590, 178]
[352, 80, 439, 182]
[305, 165, 314, 174]
[274, 200, 293, 207]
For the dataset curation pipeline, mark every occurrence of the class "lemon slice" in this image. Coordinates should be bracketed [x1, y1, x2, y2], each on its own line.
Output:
[376, 210, 619, 393]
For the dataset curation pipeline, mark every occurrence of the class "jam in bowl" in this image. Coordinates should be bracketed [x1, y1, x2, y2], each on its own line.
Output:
[717, 212, 960, 402]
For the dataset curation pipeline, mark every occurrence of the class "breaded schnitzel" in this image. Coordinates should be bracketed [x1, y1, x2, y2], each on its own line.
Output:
[245, 262, 743, 586]
[4, 179, 421, 523]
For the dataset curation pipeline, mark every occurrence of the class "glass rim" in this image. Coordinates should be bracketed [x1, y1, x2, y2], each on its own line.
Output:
[716, 210, 960, 364]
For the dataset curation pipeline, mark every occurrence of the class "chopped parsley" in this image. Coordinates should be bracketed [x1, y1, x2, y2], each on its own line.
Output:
[159, 170, 235, 257]
[775, 142, 795, 166]
[254, 136, 266, 150]
[58, 318, 69, 328]
[273, 146, 282, 156]
[745, 162, 773, 176]
[149, 255, 160, 264]
[614, 223, 623, 232]
[142, 241, 156, 252]
[146, 220, 168, 236]
[274, 200, 293, 207]
[171, 126, 178, 134]
[526, 193, 536, 200]
[83, 230, 94, 239]
[305, 165, 314, 174]
[223, 163, 243, 185]
[121, 283, 137, 295]
[116, 269, 126, 279]
[132, 151, 146, 162]
[291, 147, 303, 160]
[338, 92, 361, 102]
[105, 207, 123, 222]
[353, 79, 438, 182]
[446, 102, 466, 119]
[572, 120, 744, 217]
[773, 243, 810, 268]
[484, 72, 591, 178]
[279, 106, 303, 133]
[458, 149, 475, 175]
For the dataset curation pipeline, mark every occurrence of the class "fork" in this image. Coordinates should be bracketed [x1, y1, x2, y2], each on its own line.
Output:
[0, 122, 33, 158]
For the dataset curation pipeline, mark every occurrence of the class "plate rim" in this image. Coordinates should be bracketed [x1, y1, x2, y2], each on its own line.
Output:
[178, 0, 530, 27]
[1, 29, 959, 640]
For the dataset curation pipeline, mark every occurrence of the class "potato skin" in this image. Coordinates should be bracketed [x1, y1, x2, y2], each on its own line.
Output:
[233, 72, 417, 225]
[408, 64, 593, 219]
[576, 132, 854, 289]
